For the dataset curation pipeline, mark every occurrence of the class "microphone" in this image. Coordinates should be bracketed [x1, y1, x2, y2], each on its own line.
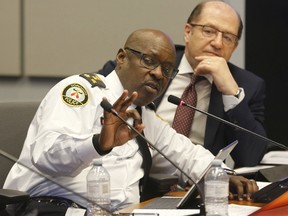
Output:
[100, 99, 206, 215]
[100, 100, 195, 180]
[168, 95, 288, 151]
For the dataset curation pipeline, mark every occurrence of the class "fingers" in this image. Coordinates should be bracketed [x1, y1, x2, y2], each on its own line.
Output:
[113, 90, 138, 114]
[194, 56, 215, 75]
[229, 176, 259, 201]
[127, 109, 145, 137]
[230, 175, 245, 200]
[245, 179, 259, 200]
[102, 91, 137, 123]
[238, 178, 258, 201]
[194, 56, 239, 95]
[100, 90, 145, 149]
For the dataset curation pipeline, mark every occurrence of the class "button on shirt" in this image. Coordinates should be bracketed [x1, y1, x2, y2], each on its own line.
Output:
[4, 70, 215, 210]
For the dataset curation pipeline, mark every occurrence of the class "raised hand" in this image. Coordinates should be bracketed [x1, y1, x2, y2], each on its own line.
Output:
[98, 90, 145, 152]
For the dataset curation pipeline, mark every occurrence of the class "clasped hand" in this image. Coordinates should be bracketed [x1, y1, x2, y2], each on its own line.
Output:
[194, 55, 239, 96]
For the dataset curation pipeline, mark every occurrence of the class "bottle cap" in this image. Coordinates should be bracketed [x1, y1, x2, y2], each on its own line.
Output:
[92, 158, 103, 165]
[211, 159, 222, 166]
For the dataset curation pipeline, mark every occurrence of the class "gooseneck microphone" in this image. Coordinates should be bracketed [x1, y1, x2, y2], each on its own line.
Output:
[100, 99, 206, 215]
[100, 99, 195, 182]
[168, 95, 288, 151]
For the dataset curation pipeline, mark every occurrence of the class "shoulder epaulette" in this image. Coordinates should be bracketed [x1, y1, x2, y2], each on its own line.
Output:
[79, 73, 106, 88]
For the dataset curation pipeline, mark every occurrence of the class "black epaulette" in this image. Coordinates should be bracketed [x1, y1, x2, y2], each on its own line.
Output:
[79, 72, 106, 88]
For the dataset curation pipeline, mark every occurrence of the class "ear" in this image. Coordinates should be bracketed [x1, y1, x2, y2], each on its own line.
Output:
[116, 48, 126, 64]
[184, 23, 192, 43]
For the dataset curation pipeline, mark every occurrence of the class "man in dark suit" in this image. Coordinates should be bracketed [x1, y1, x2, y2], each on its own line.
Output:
[97, 1, 268, 168]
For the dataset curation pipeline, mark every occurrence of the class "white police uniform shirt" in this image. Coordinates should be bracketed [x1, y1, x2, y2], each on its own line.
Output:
[4, 70, 214, 210]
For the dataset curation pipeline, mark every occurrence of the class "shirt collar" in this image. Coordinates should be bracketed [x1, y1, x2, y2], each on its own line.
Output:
[106, 70, 124, 96]
[178, 54, 213, 84]
[105, 70, 137, 109]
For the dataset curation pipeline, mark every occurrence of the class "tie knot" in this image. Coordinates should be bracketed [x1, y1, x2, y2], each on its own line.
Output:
[190, 74, 205, 86]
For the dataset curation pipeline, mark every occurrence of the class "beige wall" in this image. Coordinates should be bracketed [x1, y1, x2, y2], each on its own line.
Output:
[0, 0, 21, 76]
[24, 0, 203, 77]
[0, 0, 244, 101]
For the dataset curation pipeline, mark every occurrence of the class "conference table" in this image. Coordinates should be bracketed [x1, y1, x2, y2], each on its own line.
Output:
[115, 190, 265, 215]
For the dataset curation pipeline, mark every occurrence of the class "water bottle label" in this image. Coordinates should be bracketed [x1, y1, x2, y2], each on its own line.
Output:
[102, 183, 109, 194]
[87, 181, 110, 199]
[205, 181, 229, 197]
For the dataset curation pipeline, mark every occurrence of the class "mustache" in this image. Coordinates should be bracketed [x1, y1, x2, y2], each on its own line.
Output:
[144, 80, 161, 92]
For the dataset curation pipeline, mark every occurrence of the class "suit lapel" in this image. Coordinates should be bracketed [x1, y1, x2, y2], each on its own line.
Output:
[204, 84, 224, 150]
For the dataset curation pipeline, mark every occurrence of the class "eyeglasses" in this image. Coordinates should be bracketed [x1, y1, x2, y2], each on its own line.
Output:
[189, 23, 239, 46]
[124, 47, 178, 79]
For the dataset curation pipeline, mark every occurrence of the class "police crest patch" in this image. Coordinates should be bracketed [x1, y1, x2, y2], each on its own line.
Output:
[62, 83, 88, 106]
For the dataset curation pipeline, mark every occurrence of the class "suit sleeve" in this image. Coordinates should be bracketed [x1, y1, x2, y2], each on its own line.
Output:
[227, 77, 268, 167]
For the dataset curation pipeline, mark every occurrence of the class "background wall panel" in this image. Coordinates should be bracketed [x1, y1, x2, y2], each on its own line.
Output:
[0, 0, 21, 76]
[23, 0, 203, 77]
[0, 0, 244, 101]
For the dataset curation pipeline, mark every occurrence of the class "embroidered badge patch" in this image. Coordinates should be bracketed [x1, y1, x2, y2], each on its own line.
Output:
[62, 83, 88, 106]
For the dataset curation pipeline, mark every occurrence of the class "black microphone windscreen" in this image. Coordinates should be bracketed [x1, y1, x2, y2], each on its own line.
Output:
[100, 100, 113, 112]
[168, 95, 181, 105]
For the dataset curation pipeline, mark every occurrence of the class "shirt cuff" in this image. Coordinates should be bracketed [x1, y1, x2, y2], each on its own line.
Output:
[93, 134, 112, 155]
[222, 87, 245, 112]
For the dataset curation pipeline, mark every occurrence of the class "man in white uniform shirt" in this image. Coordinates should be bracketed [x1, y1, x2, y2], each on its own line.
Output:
[4, 29, 258, 216]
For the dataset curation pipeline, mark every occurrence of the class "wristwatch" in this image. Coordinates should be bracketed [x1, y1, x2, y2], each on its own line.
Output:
[234, 88, 242, 99]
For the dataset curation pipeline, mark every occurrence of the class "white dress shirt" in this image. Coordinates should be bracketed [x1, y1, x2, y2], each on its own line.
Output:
[4, 70, 215, 210]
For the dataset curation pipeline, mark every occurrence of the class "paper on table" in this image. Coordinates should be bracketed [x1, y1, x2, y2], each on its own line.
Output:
[260, 151, 288, 165]
[256, 181, 272, 190]
[132, 209, 199, 216]
[132, 204, 260, 216]
[229, 204, 260, 216]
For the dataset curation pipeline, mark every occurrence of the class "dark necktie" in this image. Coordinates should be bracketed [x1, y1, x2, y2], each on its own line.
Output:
[135, 106, 152, 201]
[172, 74, 204, 137]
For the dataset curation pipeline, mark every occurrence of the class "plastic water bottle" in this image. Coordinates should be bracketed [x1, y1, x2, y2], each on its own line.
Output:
[204, 159, 229, 216]
[86, 158, 111, 216]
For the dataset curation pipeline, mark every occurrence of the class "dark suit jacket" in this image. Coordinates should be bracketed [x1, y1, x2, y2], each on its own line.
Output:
[97, 44, 268, 167]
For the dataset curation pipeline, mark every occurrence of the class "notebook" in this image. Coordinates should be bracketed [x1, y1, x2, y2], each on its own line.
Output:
[141, 140, 238, 210]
